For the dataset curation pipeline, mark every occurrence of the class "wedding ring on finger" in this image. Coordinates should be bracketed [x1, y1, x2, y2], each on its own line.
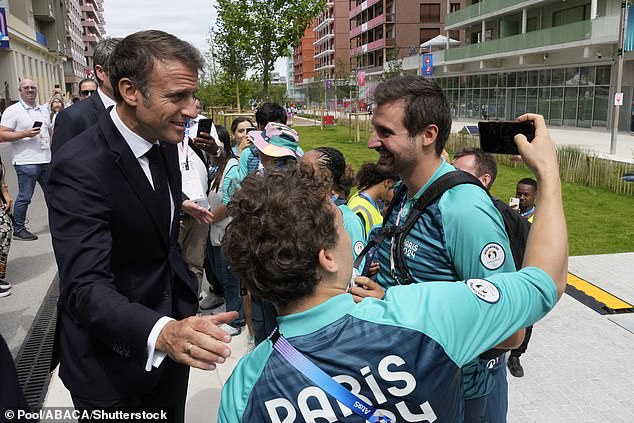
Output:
[186, 342, 193, 355]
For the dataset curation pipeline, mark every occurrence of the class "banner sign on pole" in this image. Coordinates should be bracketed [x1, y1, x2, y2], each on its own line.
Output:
[357, 71, 365, 87]
[626, 5, 634, 52]
[422, 54, 433, 76]
[0, 8, 9, 49]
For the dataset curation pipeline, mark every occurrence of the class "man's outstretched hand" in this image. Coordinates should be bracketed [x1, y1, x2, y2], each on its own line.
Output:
[156, 312, 239, 370]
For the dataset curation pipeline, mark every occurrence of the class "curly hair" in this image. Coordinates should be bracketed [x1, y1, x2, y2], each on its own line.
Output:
[223, 164, 338, 308]
[355, 162, 398, 191]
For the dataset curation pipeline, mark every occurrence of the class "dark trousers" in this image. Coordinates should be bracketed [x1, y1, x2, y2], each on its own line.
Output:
[207, 245, 244, 325]
[203, 239, 224, 297]
[251, 294, 278, 345]
[511, 325, 533, 357]
[483, 355, 508, 423]
[71, 359, 189, 423]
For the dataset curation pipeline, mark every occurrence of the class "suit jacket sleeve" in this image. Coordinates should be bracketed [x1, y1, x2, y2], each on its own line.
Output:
[51, 107, 75, 155]
[48, 154, 164, 366]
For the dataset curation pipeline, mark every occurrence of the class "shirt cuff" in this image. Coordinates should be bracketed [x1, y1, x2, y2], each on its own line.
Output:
[145, 316, 174, 371]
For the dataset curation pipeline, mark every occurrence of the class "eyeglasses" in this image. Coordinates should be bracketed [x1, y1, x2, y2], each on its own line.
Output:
[22, 86, 37, 90]
[80, 90, 95, 96]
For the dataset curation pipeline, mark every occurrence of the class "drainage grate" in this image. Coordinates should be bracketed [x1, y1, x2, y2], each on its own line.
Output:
[15, 276, 59, 410]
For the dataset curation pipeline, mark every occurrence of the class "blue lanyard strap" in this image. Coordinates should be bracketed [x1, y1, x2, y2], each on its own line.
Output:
[269, 328, 392, 423]
[520, 205, 535, 218]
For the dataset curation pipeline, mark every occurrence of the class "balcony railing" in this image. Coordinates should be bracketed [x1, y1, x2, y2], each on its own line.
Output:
[349, 0, 382, 19]
[314, 33, 334, 45]
[446, 0, 534, 28]
[350, 38, 385, 56]
[445, 19, 594, 62]
[314, 14, 333, 32]
[350, 13, 384, 38]
[33, 0, 56, 22]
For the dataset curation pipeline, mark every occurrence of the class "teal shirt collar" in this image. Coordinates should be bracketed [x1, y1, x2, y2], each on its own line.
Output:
[410, 159, 455, 202]
[277, 294, 356, 339]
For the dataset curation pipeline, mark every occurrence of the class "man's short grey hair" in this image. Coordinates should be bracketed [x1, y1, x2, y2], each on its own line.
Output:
[109, 30, 204, 104]
[93, 37, 121, 86]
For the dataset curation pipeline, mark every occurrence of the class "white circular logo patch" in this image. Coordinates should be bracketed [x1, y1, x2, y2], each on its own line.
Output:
[480, 242, 506, 270]
[466, 278, 500, 304]
[354, 241, 365, 256]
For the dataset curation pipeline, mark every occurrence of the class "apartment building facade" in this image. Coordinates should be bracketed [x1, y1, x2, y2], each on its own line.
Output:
[0, 0, 66, 110]
[435, 0, 633, 130]
[80, 0, 105, 74]
[313, 0, 350, 80]
[63, 0, 86, 95]
[349, 0, 465, 99]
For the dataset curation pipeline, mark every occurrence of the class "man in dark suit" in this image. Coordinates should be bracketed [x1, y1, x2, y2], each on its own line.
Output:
[51, 38, 120, 155]
[47, 30, 237, 422]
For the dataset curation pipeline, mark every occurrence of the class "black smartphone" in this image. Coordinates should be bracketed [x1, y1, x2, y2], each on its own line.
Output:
[478, 121, 535, 155]
[32, 121, 43, 128]
[246, 127, 257, 134]
[196, 118, 213, 137]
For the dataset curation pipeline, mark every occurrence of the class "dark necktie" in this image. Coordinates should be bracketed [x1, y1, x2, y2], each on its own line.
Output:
[145, 144, 171, 232]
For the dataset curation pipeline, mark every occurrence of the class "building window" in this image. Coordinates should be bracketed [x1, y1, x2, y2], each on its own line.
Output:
[420, 28, 441, 44]
[450, 3, 460, 13]
[420, 4, 441, 23]
[552, 5, 591, 27]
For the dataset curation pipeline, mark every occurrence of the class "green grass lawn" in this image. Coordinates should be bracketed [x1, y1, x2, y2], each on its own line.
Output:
[295, 125, 634, 256]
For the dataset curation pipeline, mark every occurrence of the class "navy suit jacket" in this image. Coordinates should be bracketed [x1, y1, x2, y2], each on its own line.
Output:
[47, 112, 198, 399]
[51, 92, 107, 155]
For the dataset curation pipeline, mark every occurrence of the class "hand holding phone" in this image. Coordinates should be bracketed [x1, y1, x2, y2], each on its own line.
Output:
[478, 121, 535, 155]
[196, 118, 214, 138]
[509, 197, 520, 211]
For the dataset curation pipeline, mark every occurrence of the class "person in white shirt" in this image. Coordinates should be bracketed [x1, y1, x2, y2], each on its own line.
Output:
[177, 97, 221, 296]
[0, 79, 51, 241]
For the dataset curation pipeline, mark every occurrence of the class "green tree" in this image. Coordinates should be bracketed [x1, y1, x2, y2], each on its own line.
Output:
[380, 44, 403, 81]
[214, 1, 253, 111]
[215, 0, 326, 99]
[334, 56, 352, 102]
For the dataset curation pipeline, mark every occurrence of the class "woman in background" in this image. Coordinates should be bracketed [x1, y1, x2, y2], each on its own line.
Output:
[230, 117, 255, 156]
[206, 125, 247, 337]
[0, 157, 13, 298]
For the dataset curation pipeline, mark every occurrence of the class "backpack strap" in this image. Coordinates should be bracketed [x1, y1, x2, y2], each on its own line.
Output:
[354, 172, 485, 275]
[394, 171, 485, 284]
[352, 184, 408, 270]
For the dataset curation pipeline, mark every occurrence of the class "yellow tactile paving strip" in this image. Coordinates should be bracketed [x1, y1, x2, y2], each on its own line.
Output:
[567, 272, 633, 311]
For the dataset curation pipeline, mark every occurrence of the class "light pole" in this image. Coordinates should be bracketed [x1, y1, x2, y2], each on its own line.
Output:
[610, 1, 628, 155]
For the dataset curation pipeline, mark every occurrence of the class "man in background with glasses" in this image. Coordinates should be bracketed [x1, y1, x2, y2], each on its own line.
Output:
[0, 79, 51, 241]
[78, 78, 97, 100]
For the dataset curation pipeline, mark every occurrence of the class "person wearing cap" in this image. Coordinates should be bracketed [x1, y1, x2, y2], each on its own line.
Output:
[248, 121, 303, 172]
[225, 122, 303, 346]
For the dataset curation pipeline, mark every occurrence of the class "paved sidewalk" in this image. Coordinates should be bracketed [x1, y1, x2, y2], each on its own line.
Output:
[43, 253, 634, 422]
[452, 118, 634, 164]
